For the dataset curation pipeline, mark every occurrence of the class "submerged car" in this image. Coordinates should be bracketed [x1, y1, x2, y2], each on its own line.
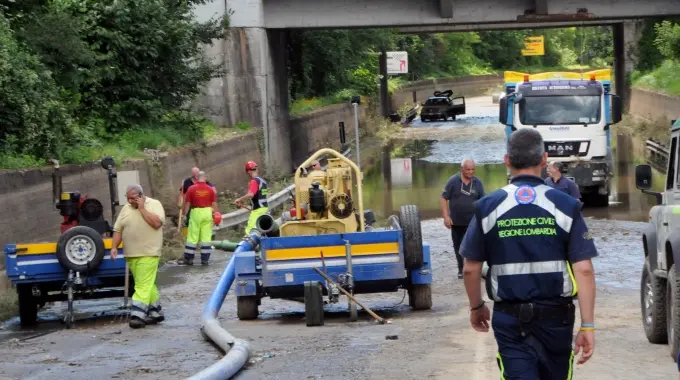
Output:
[420, 90, 466, 122]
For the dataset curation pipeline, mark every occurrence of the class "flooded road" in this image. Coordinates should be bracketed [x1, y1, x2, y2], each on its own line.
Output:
[362, 96, 665, 223]
[0, 96, 676, 379]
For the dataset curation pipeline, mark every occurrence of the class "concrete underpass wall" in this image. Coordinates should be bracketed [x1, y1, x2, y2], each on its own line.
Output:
[0, 132, 262, 249]
[289, 104, 367, 166]
[628, 88, 680, 126]
[390, 74, 503, 110]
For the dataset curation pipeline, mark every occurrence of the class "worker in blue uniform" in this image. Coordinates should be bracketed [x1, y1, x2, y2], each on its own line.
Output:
[460, 128, 597, 379]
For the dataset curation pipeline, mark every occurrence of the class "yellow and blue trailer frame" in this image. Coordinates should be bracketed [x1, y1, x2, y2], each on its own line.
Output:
[4, 240, 129, 309]
[233, 229, 432, 300]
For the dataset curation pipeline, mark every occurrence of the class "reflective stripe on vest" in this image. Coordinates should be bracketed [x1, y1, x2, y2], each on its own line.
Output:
[483, 184, 577, 302]
[488, 260, 577, 302]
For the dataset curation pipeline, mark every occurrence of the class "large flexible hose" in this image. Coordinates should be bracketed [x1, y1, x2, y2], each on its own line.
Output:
[187, 232, 262, 380]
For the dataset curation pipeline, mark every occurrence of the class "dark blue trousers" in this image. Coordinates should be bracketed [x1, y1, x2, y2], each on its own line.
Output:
[492, 305, 576, 379]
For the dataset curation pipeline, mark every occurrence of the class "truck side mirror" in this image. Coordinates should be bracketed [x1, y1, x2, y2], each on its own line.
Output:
[611, 95, 622, 124]
[635, 164, 653, 190]
[499, 97, 508, 125]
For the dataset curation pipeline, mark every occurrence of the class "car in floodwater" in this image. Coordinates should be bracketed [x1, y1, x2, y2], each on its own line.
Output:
[419, 90, 466, 122]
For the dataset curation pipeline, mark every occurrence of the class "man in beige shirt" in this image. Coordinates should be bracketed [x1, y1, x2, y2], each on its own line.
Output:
[110, 184, 166, 329]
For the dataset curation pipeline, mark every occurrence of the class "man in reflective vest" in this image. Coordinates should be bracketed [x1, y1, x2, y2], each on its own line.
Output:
[460, 128, 597, 379]
[234, 161, 269, 235]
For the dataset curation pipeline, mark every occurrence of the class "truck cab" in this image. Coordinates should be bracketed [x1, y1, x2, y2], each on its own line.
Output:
[635, 118, 680, 363]
[499, 70, 623, 207]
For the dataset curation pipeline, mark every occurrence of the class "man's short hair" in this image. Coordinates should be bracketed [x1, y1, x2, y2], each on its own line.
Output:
[126, 184, 143, 196]
[507, 129, 545, 169]
[550, 161, 564, 171]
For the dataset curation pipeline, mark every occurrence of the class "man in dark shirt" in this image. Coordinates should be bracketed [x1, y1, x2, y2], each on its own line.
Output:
[440, 158, 485, 279]
[545, 161, 581, 199]
[460, 128, 597, 378]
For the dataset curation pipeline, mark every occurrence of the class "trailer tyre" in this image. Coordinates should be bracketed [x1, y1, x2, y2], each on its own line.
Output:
[409, 284, 432, 310]
[17, 284, 38, 327]
[399, 205, 424, 269]
[668, 264, 680, 360]
[236, 296, 259, 320]
[304, 281, 324, 327]
[641, 258, 667, 344]
[56, 226, 106, 273]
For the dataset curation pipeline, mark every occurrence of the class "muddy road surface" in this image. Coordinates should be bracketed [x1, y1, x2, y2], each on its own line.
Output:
[0, 96, 675, 379]
[0, 218, 677, 380]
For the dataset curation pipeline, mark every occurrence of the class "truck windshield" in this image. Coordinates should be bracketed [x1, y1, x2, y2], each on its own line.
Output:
[519, 95, 601, 125]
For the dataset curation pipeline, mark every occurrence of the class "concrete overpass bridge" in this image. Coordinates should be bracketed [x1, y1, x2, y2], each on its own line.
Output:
[194, 0, 680, 174]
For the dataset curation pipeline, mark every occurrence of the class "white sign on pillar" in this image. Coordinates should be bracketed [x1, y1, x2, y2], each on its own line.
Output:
[390, 158, 413, 186]
[387, 51, 408, 75]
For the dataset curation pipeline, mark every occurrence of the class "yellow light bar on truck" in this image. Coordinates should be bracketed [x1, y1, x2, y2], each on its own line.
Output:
[504, 69, 611, 83]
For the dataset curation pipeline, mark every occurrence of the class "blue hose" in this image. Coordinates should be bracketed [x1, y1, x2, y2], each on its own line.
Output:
[187, 233, 262, 380]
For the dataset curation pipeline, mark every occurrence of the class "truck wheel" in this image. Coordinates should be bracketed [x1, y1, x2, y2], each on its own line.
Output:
[641, 258, 668, 344]
[399, 205, 424, 269]
[304, 281, 324, 327]
[668, 264, 680, 360]
[236, 296, 259, 320]
[17, 284, 38, 327]
[56, 226, 106, 273]
[408, 284, 432, 310]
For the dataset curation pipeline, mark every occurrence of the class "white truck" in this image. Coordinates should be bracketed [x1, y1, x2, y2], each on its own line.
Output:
[499, 69, 623, 207]
[635, 118, 680, 363]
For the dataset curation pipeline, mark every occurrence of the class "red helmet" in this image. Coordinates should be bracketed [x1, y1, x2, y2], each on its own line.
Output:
[245, 161, 258, 172]
[213, 211, 222, 226]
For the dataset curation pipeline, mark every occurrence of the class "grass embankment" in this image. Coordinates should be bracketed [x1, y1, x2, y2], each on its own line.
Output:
[0, 121, 252, 170]
[632, 60, 680, 97]
[289, 65, 596, 116]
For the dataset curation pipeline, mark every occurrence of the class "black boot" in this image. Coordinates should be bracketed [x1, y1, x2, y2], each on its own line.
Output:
[129, 316, 146, 329]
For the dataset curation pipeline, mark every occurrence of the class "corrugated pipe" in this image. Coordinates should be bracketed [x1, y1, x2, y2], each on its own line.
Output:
[188, 213, 282, 380]
[187, 232, 261, 380]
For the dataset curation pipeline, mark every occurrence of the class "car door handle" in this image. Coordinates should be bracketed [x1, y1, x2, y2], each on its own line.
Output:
[664, 222, 669, 226]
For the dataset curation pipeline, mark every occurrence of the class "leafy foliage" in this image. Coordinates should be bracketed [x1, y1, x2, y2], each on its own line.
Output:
[288, 26, 614, 106]
[0, 0, 223, 166]
[632, 18, 680, 96]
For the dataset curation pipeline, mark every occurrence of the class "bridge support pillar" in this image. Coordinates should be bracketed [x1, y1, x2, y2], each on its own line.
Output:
[613, 20, 644, 112]
[195, 0, 292, 177]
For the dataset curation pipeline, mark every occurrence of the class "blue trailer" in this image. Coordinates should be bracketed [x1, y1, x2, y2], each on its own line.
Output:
[231, 148, 432, 326]
[4, 157, 129, 328]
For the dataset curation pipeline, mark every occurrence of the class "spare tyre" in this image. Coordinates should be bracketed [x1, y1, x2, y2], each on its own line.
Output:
[56, 226, 106, 273]
[399, 205, 424, 269]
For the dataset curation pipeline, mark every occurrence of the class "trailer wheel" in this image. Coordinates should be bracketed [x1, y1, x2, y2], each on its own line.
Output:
[17, 284, 38, 327]
[641, 258, 667, 344]
[668, 264, 680, 361]
[399, 205, 424, 269]
[56, 226, 106, 273]
[304, 281, 324, 327]
[409, 284, 432, 310]
[236, 296, 259, 320]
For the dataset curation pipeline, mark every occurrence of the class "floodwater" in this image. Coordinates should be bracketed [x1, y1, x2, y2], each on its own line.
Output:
[361, 97, 665, 223]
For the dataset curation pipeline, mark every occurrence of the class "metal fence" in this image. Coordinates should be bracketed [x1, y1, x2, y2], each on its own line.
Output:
[646, 139, 669, 173]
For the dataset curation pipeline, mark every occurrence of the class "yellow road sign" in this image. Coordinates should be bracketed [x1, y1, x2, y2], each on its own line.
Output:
[522, 36, 545, 56]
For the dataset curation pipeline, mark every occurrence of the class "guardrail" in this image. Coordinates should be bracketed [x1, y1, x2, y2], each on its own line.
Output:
[213, 147, 352, 231]
[646, 139, 669, 172]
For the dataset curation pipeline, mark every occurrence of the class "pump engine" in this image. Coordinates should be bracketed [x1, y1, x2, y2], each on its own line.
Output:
[52, 156, 119, 236]
[279, 156, 375, 237]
